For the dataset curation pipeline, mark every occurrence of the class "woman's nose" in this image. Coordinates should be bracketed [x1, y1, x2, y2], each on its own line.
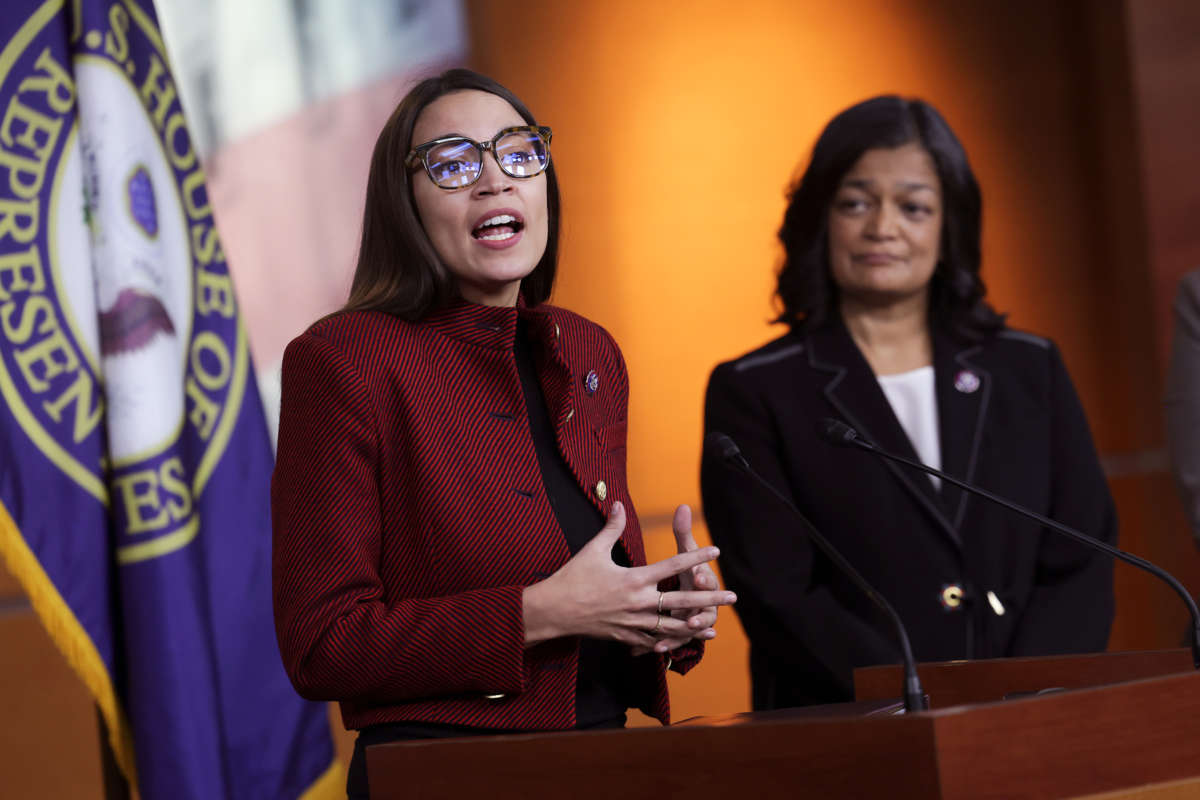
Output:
[864, 203, 899, 238]
[472, 153, 514, 197]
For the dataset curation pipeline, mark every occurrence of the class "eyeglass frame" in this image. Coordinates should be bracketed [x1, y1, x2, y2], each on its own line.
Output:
[405, 125, 553, 190]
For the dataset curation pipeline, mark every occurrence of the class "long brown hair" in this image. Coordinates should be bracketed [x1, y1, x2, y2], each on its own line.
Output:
[343, 69, 561, 318]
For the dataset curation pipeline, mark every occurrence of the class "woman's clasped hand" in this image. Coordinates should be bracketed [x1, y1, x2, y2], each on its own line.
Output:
[523, 501, 735, 653]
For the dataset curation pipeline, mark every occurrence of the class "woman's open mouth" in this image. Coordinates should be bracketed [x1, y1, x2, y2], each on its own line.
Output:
[472, 210, 525, 248]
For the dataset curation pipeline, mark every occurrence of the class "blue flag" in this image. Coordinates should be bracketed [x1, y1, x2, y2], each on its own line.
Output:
[0, 2, 340, 796]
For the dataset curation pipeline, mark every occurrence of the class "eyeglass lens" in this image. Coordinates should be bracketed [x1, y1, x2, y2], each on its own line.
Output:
[424, 130, 548, 188]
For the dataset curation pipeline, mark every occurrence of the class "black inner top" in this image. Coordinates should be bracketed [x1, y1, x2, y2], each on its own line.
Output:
[513, 317, 634, 728]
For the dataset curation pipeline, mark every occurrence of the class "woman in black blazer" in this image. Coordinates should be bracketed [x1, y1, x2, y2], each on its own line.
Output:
[700, 96, 1116, 710]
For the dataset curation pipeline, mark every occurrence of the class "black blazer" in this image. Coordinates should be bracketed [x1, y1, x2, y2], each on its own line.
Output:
[701, 320, 1116, 709]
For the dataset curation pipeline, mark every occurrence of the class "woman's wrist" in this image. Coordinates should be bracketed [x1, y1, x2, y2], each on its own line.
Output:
[521, 580, 565, 646]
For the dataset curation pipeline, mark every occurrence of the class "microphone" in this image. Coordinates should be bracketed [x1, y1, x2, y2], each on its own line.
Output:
[704, 432, 929, 713]
[819, 417, 1200, 670]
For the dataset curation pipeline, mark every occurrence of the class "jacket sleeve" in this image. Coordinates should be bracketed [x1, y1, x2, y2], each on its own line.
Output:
[700, 361, 897, 696]
[271, 332, 532, 704]
[1007, 343, 1116, 655]
[1166, 271, 1200, 548]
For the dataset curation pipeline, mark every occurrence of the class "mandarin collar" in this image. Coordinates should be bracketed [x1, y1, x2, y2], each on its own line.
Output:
[422, 296, 554, 350]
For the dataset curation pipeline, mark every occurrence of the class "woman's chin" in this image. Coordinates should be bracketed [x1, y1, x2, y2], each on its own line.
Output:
[457, 276, 527, 306]
[460, 260, 538, 292]
[842, 283, 931, 310]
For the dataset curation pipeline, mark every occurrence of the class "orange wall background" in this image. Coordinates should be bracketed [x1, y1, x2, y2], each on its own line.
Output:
[4, 2, 1200, 792]
[466, 0, 1200, 722]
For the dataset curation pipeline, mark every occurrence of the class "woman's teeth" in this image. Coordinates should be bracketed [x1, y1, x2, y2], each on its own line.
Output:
[473, 213, 522, 240]
[479, 230, 515, 241]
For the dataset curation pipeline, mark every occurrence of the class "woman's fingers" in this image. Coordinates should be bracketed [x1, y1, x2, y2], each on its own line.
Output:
[616, 628, 658, 649]
[632, 621, 720, 655]
[691, 563, 718, 590]
[555, 501, 728, 649]
[630, 613, 699, 638]
[671, 504, 698, 551]
[660, 589, 735, 611]
[582, 501, 626, 556]
[640, 546, 720, 583]
[651, 628, 717, 653]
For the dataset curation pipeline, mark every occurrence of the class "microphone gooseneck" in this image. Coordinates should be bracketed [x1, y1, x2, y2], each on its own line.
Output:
[820, 417, 1200, 670]
[704, 431, 929, 713]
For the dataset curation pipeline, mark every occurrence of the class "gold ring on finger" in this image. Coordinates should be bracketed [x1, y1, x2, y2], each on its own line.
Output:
[652, 613, 663, 634]
[657, 591, 665, 615]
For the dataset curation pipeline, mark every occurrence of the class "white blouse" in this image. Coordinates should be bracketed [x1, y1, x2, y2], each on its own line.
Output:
[877, 365, 941, 489]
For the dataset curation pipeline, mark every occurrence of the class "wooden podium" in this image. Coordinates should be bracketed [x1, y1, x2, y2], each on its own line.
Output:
[366, 650, 1200, 799]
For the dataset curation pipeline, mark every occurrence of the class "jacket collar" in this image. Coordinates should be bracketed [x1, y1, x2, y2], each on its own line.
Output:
[422, 296, 558, 351]
[806, 317, 991, 548]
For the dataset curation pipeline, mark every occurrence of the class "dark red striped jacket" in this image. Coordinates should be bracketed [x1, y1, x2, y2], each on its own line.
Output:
[271, 300, 701, 731]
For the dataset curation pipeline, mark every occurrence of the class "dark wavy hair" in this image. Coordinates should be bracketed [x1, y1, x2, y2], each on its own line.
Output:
[775, 95, 1004, 340]
[343, 68, 560, 318]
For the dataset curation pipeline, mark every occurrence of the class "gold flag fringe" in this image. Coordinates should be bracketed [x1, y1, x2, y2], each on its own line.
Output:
[0, 498, 139, 786]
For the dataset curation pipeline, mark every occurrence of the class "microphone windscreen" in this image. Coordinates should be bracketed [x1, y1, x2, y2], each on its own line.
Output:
[819, 418, 858, 446]
[704, 431, 742, 463]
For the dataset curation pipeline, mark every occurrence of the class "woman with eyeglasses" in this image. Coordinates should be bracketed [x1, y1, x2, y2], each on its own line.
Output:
[700, 96, 1116, 711]
[271, 69, 734, 797]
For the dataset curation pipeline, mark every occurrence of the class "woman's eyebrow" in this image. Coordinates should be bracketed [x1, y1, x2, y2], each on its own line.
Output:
[840, 178, 937, 192]
[840, 178, 874, 190]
